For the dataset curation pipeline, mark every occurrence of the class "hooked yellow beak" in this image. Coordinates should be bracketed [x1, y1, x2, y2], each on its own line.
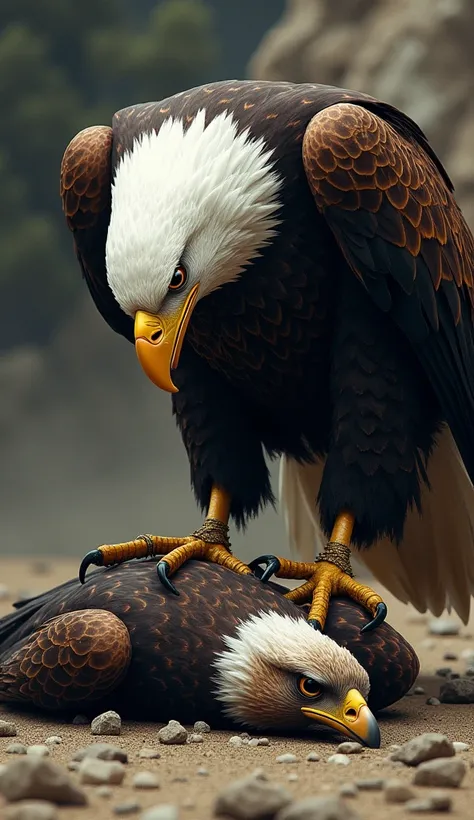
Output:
[134, 284, 200, 393]
[301, 688, 381, 748]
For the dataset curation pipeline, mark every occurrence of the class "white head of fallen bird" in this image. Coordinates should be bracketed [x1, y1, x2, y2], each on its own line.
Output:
[213, 611, 381, 748]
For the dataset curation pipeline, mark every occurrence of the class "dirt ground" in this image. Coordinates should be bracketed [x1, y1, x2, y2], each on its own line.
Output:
[1, 558, 474, 819]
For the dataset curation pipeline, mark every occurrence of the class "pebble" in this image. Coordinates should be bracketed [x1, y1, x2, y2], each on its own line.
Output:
[193, 721, 210, 733]
[439, 677, 474, 703]
[406, 792, 452, 812]
[6, 744, 27, 755]
[26, 747, 50, 758]
[138, 748, 161, 759]
[114, 800, 141, 815]
[229, 736, 244, 747]
[413, 686, 425, 695]
[214, 773, 292, 820]
[355, 778, 385, 791]
[0, 758, 87, 805]
[97, 786, 113, 798]
[426, 697, 441, 706]
[384, 779, 415, 804]
[91, 711, 122, 736]
[71, 715, 89, 726]
[306, 752, 321, 762]
[158, 720, 187, 745]
[197, 767, 209, 777]
[337, 742, 363, 755]
[4, 801, 58, 820]
[0, 583, 10, 599]
[44, 738, 61, 746]
[133, 772, 160, 790]
[413, 757, 466, 788]
[436, 668, 453, 678]
[187, 733, 203, 744]
[0, 720, 17, 737]
[391, 733, 455, 766]
[140, 805, 178, 820]
[428, 619, 460, 636]
[248, 738, 270, 747]
[327, 754, 351, 766]
[287, 773, 299, 782]
[339, 784, 358, 798]
[73, 743, 128, 763]
[453, 741, 470, 752]
[465, 668, 474, 677]
[278, 796, 361, 820]
[443, 652, 458, 661]
[78, 758, 126, 786]
[276, 754, 298, 764]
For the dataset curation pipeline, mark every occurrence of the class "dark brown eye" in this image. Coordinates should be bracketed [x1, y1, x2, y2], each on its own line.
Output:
[169, 264, 188, 292]
[298, 676, 322, 698]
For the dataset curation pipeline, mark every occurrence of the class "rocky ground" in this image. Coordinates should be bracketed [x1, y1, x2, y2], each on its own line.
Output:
[0, 559, 474, 819]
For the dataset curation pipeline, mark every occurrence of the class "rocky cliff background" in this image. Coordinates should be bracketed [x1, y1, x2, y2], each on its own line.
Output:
[1, 0, 473, 558]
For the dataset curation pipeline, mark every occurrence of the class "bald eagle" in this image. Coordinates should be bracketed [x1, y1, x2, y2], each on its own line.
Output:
[60, 80, 474, 631]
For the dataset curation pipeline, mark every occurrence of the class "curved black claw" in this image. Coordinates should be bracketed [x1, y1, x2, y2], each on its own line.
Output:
[157, 560, 180, 596]
[307, 619, 323, 632]
[248, 554, 282, 584]
[79, 550, 104, 584]
[360, 602, 388, 634]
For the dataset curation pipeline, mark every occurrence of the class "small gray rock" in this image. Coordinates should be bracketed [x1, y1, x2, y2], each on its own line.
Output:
[97, 786, 113, 798]
[44, 738, 61, 746]
[71, 715, 89, 726]
[78, 758, 125, 786]
[436, 668, 453, 678]
[256, 738, 270, 747]
[193, 721, 210, 733]
[140, 806, 178, 820]
[0, 583, 10, 599]
[453, 741, 470, 752]
[4, 801, 58, 820]
[354, 778, 385, 791]
[6, 744, 27, 756]
[187, 733, 203, 744]
[133, 772, 160, 790]
[26, 747, 49, 758]
[138, 748, 161, 759]
[276, 754, 298, 764]
[277, 796, 361, 820]
[197, 767, 209, 776]
[306, 753, 321, 762]
[327, 754, 351, 766]
[384, 779, 415, 804]
[406, 791, 452, 812]
[215, 774, 292, 820]
[391, 733, 455, 766]
[339, 784, 358, 798]
[413, 686, 425, 695]
[0, 758, 87, 805]
[73, 743, 128, 763]
[336, 742, 363, 755]
[158, 720, 187, 745]
[443, 652, 458, 661]
[229, 736, 243, 747]
[426, 697, 441, 706]
[429, 619, 460, 636]
[412, 757, 466, 788]
[0, 720, 17, 737]
[439, 677, 474, 703]
[114, 800, 141, 815]
[90, 710, 121, 736]
[287, 773, 299, 782]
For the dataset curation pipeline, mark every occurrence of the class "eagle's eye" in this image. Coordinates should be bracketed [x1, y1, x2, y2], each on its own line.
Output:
[298, 676, 323, 698]
[169, 264, 188, 292]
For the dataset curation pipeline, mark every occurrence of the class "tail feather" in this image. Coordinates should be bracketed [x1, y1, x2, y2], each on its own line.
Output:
[279, 426, 474, 624]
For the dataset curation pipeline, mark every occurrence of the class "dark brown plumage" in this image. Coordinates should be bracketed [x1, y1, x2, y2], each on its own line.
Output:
[0, 561, 418, 727]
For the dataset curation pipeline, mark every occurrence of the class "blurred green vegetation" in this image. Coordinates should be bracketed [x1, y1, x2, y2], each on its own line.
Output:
[0, 0, 219, 349]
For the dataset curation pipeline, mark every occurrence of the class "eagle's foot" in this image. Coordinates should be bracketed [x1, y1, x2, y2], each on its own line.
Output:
[79, 534, 188, 583]
[250, 543, 386, 634]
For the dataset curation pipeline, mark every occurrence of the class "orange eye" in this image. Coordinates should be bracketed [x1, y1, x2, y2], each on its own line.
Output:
[169, 265, 188, 292]
[298, 676, 322, 698]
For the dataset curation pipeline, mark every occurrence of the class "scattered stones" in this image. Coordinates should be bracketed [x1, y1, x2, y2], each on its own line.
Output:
[78, 758, 126, 786]
[73, 743, 128, 763]
[391, 733, 455, 766]
[158, 720, 187, 745]
[443, 652, 458, 661]
[138, 748, 161, 760]
[339, 784, 358, 798]
[0, 758, 87, 805]
[194, 721, 210, 733]
[248, 738, 270, 747]
[44, 738, 61, 746]
[354, 778, 385, 791]
[277, 796, 361, 820]
[426, 698, 441, 706]
[187, 733, 203, 744]
[71, 715, 89, 726]
[453, 741, 470, 752]
[413, 686, 425, 695]
[337, 742, 363, 755]
[439, 677, 474, 703]
[406, 792, 452, 813]
[214, 773, 292, 820]
[141, 805, 178, 820]
[6, 745, 27, 756]
[97, 786, 113, 798]
[384, 779, 415, 804]
[428, 619, 460, 636]
[91, 711, 121, 736]
[327, 754, 351, 766]
[306, 752, 321, 762]
[0, 720, 17, 737]
[114, 800, 141, 815]
[4, 801, 58, 820]
[26, 747, 49, 758]
[413, 757, 466, 788]
[133, 772, 160, 790]
[276, 754, 298, 764]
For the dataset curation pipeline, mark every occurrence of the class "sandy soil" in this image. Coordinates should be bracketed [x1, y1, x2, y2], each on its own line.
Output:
[1, 558, 474, 819]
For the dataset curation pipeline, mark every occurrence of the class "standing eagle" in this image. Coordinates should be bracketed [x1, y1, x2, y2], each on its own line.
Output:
[60, 80, 474, 632]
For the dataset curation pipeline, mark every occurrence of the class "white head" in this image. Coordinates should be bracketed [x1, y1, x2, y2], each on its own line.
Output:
[213, 611, 380, 747]
[105, 108, 283, 318]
